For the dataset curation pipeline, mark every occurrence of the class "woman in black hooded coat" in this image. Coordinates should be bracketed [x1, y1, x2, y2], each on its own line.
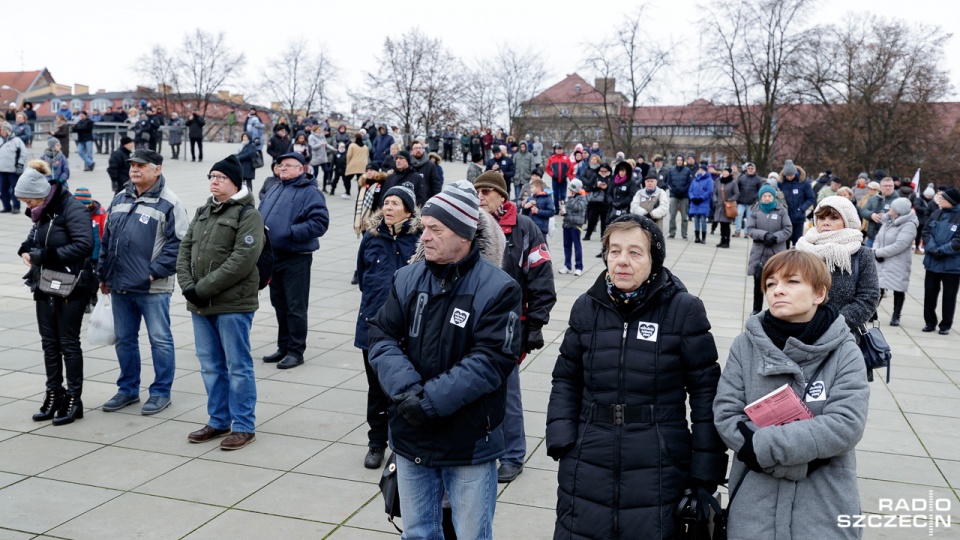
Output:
[16, 163, 95, 426]
[547, 214, 727, 539]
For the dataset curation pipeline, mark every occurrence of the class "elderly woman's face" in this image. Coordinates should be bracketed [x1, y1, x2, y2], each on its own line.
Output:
[761, 192, 774, 204]
[606, 228, 653, 292]
[816, 211, 844, 233]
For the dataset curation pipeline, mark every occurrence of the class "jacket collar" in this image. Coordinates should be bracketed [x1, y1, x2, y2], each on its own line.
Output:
[585, 267, 680, 317]
[127, 174, 166, 200]
[743, 313, 853, 381]
[426, 244, 481, 287]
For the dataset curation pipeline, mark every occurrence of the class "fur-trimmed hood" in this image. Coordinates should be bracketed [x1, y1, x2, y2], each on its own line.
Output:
[780, 164, 807, 183]
[411, 210, 505, 267]
[364, 210, 422, 238]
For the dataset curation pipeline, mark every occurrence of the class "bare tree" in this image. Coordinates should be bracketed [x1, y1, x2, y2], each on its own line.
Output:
[262, 39, 337, 119]
[462, 59, 503, 130]
[134, 45, 182, 114]
[354, 30, 428, 139]
[416, 44, 462, 137]
[177, 29, 246, 115]
[498, 45, 548, 137]
[794, 14, 954, 178]
[702, 0, 812, 171]
[584, 6, 670, 157]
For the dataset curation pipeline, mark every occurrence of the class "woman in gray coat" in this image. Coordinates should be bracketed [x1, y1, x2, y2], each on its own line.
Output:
[713, 167, 739, 248]
[715, 250, 869, 540]
[746, 184, 792, 314]
[873, 197, 919, 326]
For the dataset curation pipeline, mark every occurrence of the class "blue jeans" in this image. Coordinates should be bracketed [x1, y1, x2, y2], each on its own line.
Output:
[501, 364, 525, 466]
[735, 203, 750, 233]
[562, 227, 583, 271]
[112, 292, 176, 397]
[192, 312, 257, 433]
[865, 238, 874, 248]
[693, 214, 708, 234]
[0, 172, 20, 212]
[396, 454, 497, 540]
[553, 180, 567, 209]
[77, 141, 94, 168]
[513, 183, 523, 202]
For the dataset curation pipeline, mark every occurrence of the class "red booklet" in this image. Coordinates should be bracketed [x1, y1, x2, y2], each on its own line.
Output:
[744, 384, 814, 427]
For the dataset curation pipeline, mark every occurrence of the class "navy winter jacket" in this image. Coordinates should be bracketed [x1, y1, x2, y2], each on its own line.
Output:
[369, 245, 522, 466]
[522, 192, 556, 236]
[258, 173, 330, 256]
[666, 165, 693, 199]
[923, 207, 960, 274]
[99, 176, 189, 294]
[355, 215, 422, 349]
[372, 132, 393, 164]
[780, 178, 816, 222]
[486, 156, 516, 183]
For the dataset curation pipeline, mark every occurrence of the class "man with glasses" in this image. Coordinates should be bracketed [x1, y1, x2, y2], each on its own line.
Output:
[860, 176, 900, 248]
[99, 149, 189, 415]
[258, 152, 330, 369]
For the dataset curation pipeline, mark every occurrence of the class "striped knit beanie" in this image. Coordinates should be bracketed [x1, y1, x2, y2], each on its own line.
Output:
[421, 180, 480, 240]
[74, 187, 93, 204]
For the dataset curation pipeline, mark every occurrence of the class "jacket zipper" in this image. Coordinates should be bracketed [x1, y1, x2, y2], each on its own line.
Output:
[613, 320, 628, 537]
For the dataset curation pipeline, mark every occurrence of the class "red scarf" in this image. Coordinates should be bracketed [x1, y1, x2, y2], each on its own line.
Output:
[495, 200, 518, 235]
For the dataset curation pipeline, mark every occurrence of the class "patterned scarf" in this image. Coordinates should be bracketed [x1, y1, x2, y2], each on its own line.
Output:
[605, 271, 657, 308]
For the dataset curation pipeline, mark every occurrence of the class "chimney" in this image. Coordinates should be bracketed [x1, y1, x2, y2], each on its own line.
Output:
[217, 90, 230, 100]
[96, 89, 106, 94]
[595, 78, 615, 94]
[74, 84, 89, 95]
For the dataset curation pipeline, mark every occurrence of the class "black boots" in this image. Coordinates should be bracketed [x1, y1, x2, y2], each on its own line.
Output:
[694, 232, 704, 244]
[33, 387, 66, 421]
[52, 394, 84, 426]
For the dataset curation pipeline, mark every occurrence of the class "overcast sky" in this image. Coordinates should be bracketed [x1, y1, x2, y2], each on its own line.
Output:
[4, 0, 956, 112]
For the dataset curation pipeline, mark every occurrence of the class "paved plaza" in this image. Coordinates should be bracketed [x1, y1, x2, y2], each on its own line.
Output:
[0, 143, 958, 539]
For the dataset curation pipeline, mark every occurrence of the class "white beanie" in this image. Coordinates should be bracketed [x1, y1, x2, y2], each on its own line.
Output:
[924, 183, 935, 198]
[815, 196, 860, 229]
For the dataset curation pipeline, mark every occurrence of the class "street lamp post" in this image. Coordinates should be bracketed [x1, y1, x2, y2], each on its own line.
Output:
[1, 85, 24, 109]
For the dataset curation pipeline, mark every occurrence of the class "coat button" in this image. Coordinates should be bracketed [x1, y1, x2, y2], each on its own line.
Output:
[414, 457, 421, 464]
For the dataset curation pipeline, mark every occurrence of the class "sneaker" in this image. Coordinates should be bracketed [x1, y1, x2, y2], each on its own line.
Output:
[141, 395, 171, 415]
[573, 269, 582, 276]
[341, 193, 351, 199]
[364, 447, 385, 469]
[102, 392, 140, 412]
[558, 267, 570, 274]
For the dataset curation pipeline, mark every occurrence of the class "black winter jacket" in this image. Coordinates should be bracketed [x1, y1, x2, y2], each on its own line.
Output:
[18, 185, 96, 300]
[379, 167, 427, 209]
[606, 178, 639, 223]
[546, 269, 728, 540]
[107, 146, 132, 187]
[412, 159, 443, 201]
[369, 245, 522, 467]
[186, 115, 205, 139]
[736, 173, 764, 205]
[71, 118, 95, 143]
[495, 202, 556, 332]
[666, 165, 693, 199]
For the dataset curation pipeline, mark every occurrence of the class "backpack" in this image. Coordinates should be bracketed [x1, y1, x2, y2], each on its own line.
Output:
[238, 204, 274, 290]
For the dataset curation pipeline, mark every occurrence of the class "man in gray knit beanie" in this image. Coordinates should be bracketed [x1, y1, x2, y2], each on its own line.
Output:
[420, 179, 480, 244]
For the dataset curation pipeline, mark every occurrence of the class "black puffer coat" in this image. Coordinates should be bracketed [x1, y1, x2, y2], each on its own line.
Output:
[547, 269, 727, 540]
[18, 184, 96, 300]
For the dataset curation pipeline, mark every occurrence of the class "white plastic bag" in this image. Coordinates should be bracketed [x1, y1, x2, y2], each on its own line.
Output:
[87, 294, 116, 347]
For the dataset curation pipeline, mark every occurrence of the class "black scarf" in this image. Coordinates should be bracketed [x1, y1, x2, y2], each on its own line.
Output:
[761, 304, 839, 350]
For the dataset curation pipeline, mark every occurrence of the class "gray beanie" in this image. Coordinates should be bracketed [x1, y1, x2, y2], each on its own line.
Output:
[890, 198, 912, 216]
[420, 180, 480, 240]
[47, 137, 58, 150]
[0, 122, 12, 134]
[782, 159, 798, 178]
[14, 168, 51, 199]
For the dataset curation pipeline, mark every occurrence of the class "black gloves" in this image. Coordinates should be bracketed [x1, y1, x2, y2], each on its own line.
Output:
[397, 393, 430, 427]
[524, 325, 545, 354]
[928, 247, 944, 259]
[736, 421, 764, 473]
[29, 249, 43, 267]
[763, 233, 777, 247]
[182, 288, 209, 307]
[691, 198, 703, 205]
[547, 442, 575, 461]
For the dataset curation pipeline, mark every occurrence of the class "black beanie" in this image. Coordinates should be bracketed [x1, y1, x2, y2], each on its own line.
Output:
[211, 155, 243, 190]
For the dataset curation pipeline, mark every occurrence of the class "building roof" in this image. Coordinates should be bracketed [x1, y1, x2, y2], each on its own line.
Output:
[0, 69, 53, 106]
[524, 73, 607, 106]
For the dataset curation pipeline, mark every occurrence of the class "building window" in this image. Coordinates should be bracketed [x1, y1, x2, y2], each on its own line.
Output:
[49, 99, 61, 113]
[91, 99, 112, 113]
[559, 108, 570, 116]
[716, 153, 727, 168]
[70, 99, 84, 111]
[533, 108, 541, 118]
[121, 99, 135, 111]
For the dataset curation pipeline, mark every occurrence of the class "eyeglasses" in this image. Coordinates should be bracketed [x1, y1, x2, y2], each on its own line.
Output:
[207, 174, 230, 183]
[478, 188, 496, 195]
[277, 163, 302, 169]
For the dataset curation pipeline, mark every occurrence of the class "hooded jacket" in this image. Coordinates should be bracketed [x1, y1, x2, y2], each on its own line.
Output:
[873, 212, 919, 292]
[176, 187, 263, 315]
[99, 175, 189, 294]
[547, 153, 576, 184]
[688, 171, 714, 216]
[859, 191, 900, 240]
[522, 191, 556, 236]
[0, 134, 27, 173]
[41, 149, 69, 183]
[922, 206, 960, 274]
[547, 269, 727, 539]
[258, 173, 329, 255]
[411, 154, 443, 200]
[513, 148, 536, 186]
[372, 127, 394, 163]
[355, 213, 423, 349]
[780, 166, 815, 223]
[236, 141, 259, 181]
[714, 313, 869, 540]
[368, 212, 522, 467]
[745, 203, 793, 275]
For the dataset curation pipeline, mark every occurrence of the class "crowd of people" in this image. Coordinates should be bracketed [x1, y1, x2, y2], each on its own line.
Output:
[5, 104, 960, 539]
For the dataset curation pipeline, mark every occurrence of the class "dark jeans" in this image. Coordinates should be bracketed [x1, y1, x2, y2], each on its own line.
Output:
[0, 172, 20, 212]
[443, 142, 453, 161]
[787, 219, 805, 248]
[337, 173, 357, 196]
[269, 253, 312, 357]
[720, 222, 731, 244]
[170, 143, 181, 160]
[36, 294, 86, 395]
[584, 201, 607, 239]
[892, 291, 906, 317]
[361, 349, 389, 448]
[753, 272, 765, 313]
[321, 163, 332, 187]
[924, 270, 960, 330]
[916, 223, 924, 250]
[190, 137, 203, 161]
[563, 227, 583, 270]
[461, 147, 469, 163]
[104, 132, 115, 154]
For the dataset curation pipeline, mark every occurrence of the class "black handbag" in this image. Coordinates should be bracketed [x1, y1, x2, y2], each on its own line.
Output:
[851, 255, 892, 382]
[379, 452, 402, 533]
[252, 150, 264, 169]
[37, 217, 79, 298]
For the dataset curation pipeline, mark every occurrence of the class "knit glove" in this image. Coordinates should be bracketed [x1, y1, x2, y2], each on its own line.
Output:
[736, 421, 764, 473]
[182, 288, 210, 307]
[763, 233, 777, 247]
[397, 393, 430, 427]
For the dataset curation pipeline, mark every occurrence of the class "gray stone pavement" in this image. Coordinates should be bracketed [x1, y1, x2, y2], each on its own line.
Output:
[0, 142, 957, 539]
